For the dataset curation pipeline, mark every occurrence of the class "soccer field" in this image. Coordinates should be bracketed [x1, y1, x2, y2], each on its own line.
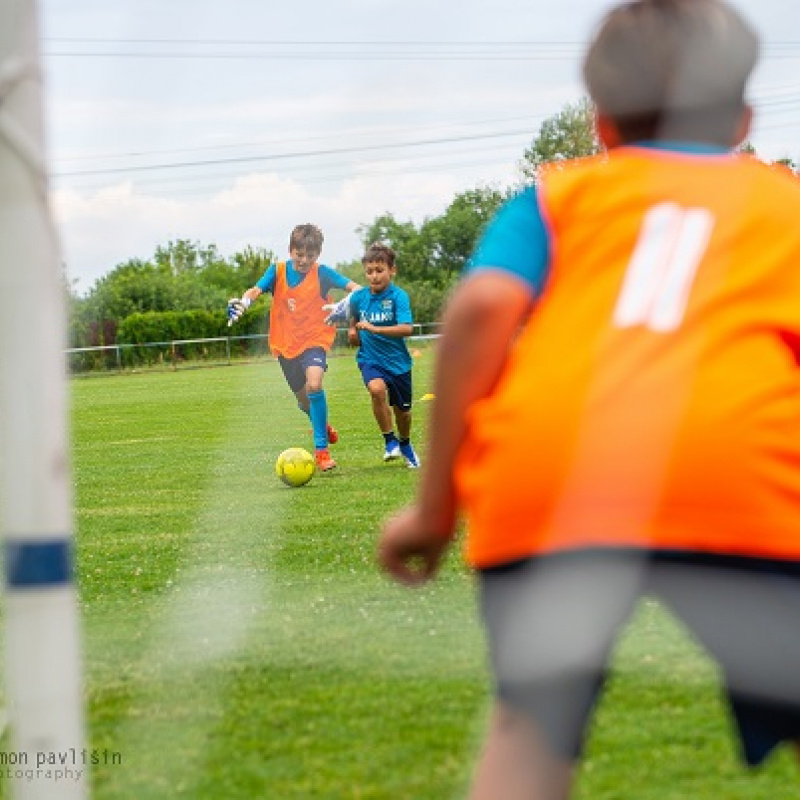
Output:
[6, 351, 795, 798]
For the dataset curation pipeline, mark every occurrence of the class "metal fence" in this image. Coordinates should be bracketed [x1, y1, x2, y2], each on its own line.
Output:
[66, 324, 442, 375]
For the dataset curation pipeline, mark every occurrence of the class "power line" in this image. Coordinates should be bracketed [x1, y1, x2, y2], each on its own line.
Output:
[44, 52, 587, 61]
[40, 36, 800, 60]
[53, 112, 547, 164]
[43, 37, 586, 45]
[42, 36, 800, 46]
[61, 151, 522, 200]
[54, 139, 527, 191]
[50, 93, 800, 175]
[53, 127, 536, 178]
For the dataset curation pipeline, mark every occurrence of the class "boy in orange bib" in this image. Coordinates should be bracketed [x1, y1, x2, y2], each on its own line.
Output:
[378, 1, 800, 797]
[228, 224, 360, 471]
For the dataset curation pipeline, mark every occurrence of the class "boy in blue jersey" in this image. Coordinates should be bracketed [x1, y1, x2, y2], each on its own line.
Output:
[227, 223, 360, 471]
[347, 243, 420, 468]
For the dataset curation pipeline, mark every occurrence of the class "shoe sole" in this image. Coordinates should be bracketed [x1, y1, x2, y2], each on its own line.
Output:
[315, 450, 337, 471]
[401, 449, 420, 469]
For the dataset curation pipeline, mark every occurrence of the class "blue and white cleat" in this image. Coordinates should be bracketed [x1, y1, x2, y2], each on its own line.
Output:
[383, 441, 401, 462]
[400, 442, 420, 469]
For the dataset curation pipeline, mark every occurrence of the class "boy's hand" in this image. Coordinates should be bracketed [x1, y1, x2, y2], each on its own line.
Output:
[323, 292, 354, 326]
[348, 327, 361, 347]
[355, 320, 376, 333]
[227, 296, 251, 326]
[378, 506, 452, 586]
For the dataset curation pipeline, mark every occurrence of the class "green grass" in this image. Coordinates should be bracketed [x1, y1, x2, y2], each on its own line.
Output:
[4, 347, 798, 797]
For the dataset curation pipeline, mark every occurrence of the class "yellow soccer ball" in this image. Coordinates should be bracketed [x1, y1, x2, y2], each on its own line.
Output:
[275, 447, 315, 488]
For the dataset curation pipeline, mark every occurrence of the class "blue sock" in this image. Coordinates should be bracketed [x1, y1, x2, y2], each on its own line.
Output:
[308, 390, 329, 450]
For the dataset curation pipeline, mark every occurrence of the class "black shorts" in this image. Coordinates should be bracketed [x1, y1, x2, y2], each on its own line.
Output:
[478, 548, 800, 766]
[358, 363, 413, 411]
[278, 347, 328, 393]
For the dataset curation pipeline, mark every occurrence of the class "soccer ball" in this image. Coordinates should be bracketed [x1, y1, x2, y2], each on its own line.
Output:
[275, 447, 315, 488]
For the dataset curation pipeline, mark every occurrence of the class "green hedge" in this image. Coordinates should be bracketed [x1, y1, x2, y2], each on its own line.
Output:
[118, 306, 267, 342]
[115, 306, 270, 367]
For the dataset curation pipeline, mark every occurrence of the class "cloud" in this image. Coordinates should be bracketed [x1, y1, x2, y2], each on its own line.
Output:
[53, 164, 513, 294]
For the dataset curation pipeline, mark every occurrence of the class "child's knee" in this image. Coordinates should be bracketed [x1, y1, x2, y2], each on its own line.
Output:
[306, 377, 324, 393]
[367, 379, 387, 399]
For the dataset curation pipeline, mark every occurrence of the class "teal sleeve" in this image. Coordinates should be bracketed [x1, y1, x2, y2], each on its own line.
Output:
[395, 288, 413, 325]
[255, 264, 277, 294]
[467, 187, 551, 296]
[319, 265, 352, 295]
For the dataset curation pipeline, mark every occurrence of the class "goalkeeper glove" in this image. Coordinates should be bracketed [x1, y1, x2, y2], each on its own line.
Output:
[227, 296, 252, 325]
[322, 292, 354, 326]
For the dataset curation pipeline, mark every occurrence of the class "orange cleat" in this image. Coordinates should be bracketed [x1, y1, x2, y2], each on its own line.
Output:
[326, 423, 339, 445]
[315, 448, 337, 471]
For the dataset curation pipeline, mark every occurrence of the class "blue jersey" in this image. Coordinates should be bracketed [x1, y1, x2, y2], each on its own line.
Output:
[350, 284, 413, 375]
[256, 260, 351, 297]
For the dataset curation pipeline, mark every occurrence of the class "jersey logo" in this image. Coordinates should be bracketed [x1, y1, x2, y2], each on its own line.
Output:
[613, 202, 715, 333]
[287, 298, 297, 312]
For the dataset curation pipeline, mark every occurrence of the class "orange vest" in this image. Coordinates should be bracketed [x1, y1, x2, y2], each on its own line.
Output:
[268, 261, 335, 359]
[456, 149, 800, 568]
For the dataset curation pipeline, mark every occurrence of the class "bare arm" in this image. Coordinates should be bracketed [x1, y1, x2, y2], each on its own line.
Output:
[378, 271, 533, 584]
[242, 286, 263, 303]
[356, 321, 414, 338]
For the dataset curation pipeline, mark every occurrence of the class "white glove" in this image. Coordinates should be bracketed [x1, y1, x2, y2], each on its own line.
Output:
[322, 293, 354, 326]
[227, 296, 252, 326]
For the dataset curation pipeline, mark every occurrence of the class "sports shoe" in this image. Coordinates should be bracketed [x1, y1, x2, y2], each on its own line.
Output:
[326, 423, 339, 445]
[400, 442, 420, 469]
[315, 448, 337, 471]
[383, 441, 401, 461]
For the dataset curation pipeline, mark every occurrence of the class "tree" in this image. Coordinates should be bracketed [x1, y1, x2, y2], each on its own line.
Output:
[519, 98, 602, 182]
[69, 240, 274, 347]
[772, 156, 798, 174]
[230, 244, 274, 289]
[356, 213, 425, 276]
[419, 186, 504, 276]
[736, 142, 798, 176]
[356, 186, 505, 286]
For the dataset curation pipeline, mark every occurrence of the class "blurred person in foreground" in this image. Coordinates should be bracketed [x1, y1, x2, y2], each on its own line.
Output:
[378, 1, 800, 797]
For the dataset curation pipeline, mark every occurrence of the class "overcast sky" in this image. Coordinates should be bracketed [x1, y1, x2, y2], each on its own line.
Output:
[40, 0, 800, 294]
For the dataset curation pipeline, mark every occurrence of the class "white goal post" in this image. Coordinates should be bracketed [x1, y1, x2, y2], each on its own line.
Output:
[0, 2, 86, 799]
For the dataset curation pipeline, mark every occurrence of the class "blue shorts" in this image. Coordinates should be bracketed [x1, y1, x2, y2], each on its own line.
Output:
[278, 347, 328, 393]
[479, 549, 800, 767]
[358, 362, 412, 411]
